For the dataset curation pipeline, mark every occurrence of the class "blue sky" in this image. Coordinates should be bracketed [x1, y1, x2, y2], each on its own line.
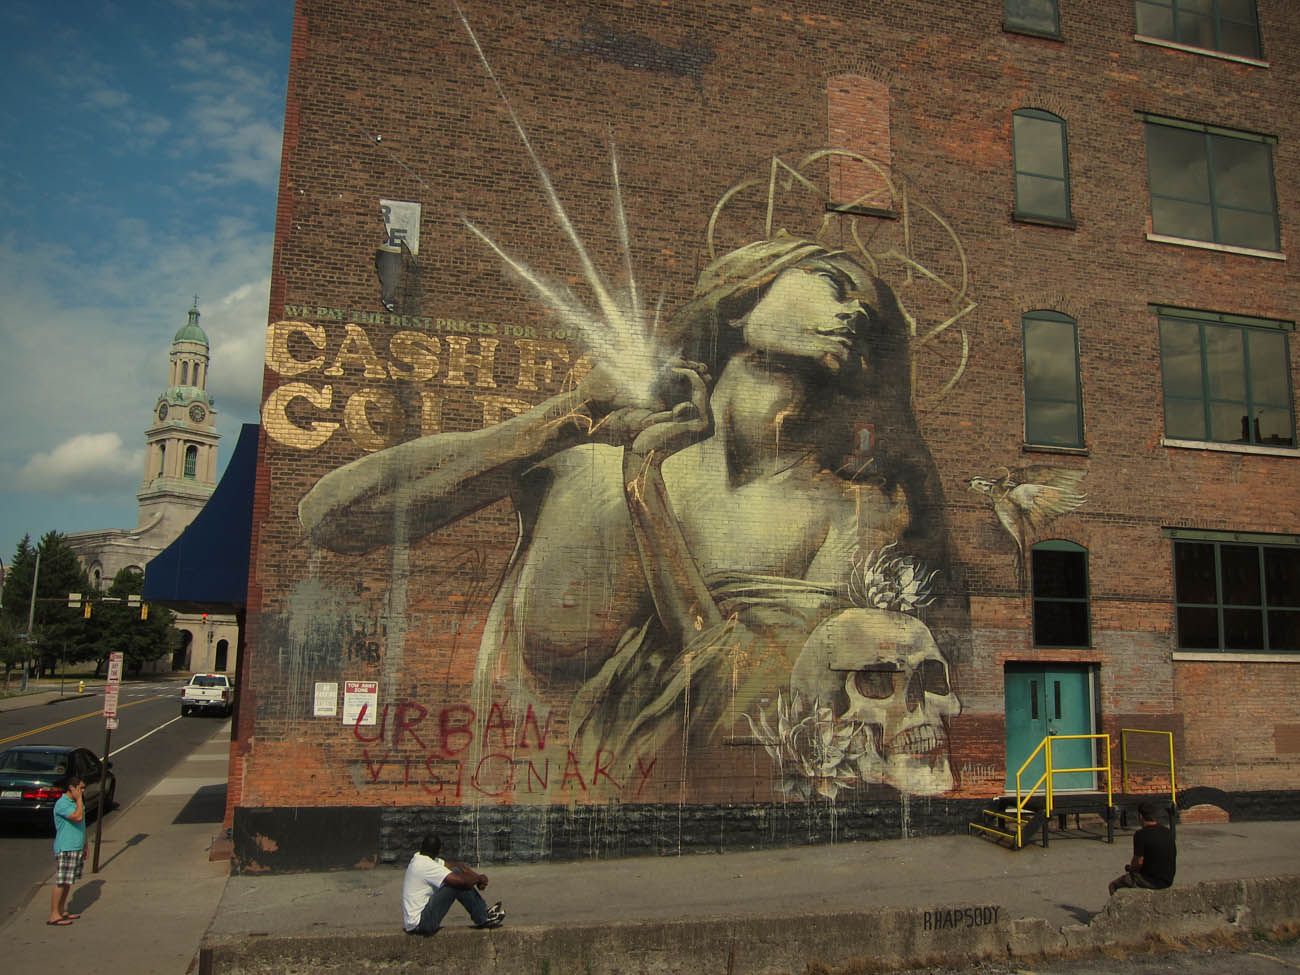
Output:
[0, 0, 292, 564]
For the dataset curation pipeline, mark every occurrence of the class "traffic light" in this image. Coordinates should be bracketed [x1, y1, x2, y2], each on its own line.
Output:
[140, 603, 149, 620]
[83, 601, 92, 619]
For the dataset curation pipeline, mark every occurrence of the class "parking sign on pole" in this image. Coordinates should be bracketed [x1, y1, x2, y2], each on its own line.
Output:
[94, 651, 124, 872]
[103, 652, 122, 727]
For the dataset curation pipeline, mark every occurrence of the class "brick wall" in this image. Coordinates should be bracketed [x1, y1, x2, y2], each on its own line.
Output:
[234, 0, 1300, 869]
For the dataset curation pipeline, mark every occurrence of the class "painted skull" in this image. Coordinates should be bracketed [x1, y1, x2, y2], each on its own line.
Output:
[791, 609, 960, 795]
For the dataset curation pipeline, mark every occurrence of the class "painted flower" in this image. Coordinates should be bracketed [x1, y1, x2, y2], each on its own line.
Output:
[747, 692, 873, 800]
[851, 544, 938, 614]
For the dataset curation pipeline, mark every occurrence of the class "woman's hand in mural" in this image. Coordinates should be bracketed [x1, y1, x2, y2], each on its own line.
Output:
[626, 361, 711, 461]
[579, 359, 711, 456]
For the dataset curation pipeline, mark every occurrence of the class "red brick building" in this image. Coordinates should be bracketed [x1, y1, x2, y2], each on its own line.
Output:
[231, 0, 1300, 871]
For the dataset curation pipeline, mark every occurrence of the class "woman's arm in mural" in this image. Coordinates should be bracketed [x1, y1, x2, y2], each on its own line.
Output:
[620, 366, 724, 646]
[299, 363, 677, 552]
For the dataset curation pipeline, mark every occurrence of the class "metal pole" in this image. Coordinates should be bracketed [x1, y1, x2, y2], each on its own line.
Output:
[93, 724, 111, 873]
[22, 549, 40, 691]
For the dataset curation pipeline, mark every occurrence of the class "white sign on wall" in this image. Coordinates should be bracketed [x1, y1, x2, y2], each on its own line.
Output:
[342, 680, 379, 726]
[380, 199, 421, 255]
[313, 681, 338, 717]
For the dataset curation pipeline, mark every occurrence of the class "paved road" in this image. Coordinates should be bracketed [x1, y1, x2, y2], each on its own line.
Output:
[914, 938, 1300, 973]
[0, 680, 228, 922]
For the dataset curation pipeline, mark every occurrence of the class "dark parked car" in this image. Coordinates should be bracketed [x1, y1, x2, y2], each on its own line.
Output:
[0, 745, 116, 828]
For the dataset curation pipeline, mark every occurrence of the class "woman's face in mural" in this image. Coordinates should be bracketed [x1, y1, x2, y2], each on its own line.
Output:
[741, 257, 873, 374]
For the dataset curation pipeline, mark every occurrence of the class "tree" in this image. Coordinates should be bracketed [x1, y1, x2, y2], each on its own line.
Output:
[84, 567, 179, 674]
[0, 613, 26, 681]
[1, 533, 92, 676]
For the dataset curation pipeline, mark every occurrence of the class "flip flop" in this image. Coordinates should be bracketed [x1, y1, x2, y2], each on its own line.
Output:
[47, 918, 74, 926]
[61, 913, 81, 919]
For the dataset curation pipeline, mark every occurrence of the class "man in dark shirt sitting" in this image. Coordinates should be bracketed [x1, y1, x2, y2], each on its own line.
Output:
[1109, 801, 1177, 895]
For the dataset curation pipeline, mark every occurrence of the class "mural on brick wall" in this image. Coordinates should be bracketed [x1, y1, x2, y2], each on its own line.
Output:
[264, 11, 991, 807]
[969, 466, 1087, 585]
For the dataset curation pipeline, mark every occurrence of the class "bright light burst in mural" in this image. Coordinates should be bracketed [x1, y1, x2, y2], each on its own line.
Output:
[455, 1, 669, 408]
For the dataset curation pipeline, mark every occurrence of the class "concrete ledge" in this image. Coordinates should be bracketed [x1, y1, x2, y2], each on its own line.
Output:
[203, 874, 1300, 974]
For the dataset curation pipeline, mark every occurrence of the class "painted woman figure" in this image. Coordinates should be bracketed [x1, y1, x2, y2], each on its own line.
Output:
[299, 231, 956, 794]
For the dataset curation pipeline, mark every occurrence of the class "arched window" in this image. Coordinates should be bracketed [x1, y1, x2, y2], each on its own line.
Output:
[173, 630, 193, 671]
[1022, 310, 1083, 448]
[156, 444, 166, 478]
[181, 361, 190, 385]
[215, 639, 229, 672]
[1031, 540, 1090, 647]
[1013, 109, 1072, 223]
[184, 445, 198, 478]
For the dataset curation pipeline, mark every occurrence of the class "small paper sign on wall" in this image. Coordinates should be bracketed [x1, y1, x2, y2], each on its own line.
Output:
[313, 682, 338, 717]
[342, 680, 379, 725]
[380, 199, 421, 255]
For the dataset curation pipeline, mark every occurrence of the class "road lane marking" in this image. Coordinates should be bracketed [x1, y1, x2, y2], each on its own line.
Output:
[0, 694, 170, 745]
[109, 715, 185, 756]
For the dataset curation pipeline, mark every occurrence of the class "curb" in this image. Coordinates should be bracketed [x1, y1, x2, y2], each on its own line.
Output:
[201, 874, 1300, 974]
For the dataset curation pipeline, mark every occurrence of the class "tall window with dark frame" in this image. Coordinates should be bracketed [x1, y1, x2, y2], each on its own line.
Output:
[1005, 0, 1060, 37]
[1173, 538, 1300, 652]
[1032, 541, 1090, 647]
[184, 444, 198, 479]
[1023, 311, 1084, 448]
[1135, 0, 1261, 59]
[1013, 110, 1071, 223]
[1158, 310, 1295, 447]
[1144, 119, 1279, 252]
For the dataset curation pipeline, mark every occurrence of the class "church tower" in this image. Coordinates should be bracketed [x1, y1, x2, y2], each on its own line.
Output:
[137, 301, 221, 536]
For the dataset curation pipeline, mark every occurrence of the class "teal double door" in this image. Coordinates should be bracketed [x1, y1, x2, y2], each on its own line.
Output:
[1004, 665, 1096, 793]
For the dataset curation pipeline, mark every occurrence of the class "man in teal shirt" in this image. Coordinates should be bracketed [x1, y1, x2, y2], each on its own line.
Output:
[49, 774, 86, 925]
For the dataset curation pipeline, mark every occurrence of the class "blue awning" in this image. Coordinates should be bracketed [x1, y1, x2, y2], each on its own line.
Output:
[143, 423, 259, 610]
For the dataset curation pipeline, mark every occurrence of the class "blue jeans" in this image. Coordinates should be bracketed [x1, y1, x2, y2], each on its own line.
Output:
[412, 884, 491, 934]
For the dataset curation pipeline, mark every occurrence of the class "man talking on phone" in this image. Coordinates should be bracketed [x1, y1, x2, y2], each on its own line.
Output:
[48, 773, 86, 926]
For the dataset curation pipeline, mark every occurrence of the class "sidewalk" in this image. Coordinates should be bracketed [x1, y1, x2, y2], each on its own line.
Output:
[205, 818, 1300, 974]
[5, 712, 1300, 975]
[213, 818, 1300, 933]
[0, 720, 232, 974]
[0, 683, 100, 712]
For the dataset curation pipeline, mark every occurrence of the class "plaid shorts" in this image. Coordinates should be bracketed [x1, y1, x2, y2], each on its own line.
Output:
[55, 850, 84, 886]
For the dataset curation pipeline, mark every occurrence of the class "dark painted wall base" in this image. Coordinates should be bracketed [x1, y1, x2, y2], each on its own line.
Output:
[231, 788, 1300, 873]
[378, 795, 990, 865]
[233, 806, 382, 873]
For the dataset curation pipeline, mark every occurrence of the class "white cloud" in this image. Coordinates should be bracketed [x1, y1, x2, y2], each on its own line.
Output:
[87, 87, 130, 110]
[208, 275, 272, 420]
[16, 433, 143, 493]
[186, 95, 282, 190]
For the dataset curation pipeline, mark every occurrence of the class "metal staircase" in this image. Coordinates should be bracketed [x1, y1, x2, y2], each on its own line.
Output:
[969, 728, 1183, 850]
[969, 732, 1113, 849]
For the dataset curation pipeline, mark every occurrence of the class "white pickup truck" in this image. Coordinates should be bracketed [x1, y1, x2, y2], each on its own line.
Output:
[180, 674, 234, 717]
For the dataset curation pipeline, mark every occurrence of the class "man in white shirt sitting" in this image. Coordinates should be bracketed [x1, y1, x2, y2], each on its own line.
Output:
[401, 834, 505, 935]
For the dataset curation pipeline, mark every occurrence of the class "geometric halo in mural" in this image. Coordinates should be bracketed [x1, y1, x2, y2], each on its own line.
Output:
[706, 149, 976, 406]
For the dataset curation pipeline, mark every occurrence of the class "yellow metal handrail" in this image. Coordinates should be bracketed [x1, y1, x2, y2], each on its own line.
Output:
[1120, 728, 1177, 807]
[1013, 734, 1113, 847]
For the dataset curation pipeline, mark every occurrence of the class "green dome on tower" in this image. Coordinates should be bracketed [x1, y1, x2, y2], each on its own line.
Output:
[173, 303, 209, 346]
